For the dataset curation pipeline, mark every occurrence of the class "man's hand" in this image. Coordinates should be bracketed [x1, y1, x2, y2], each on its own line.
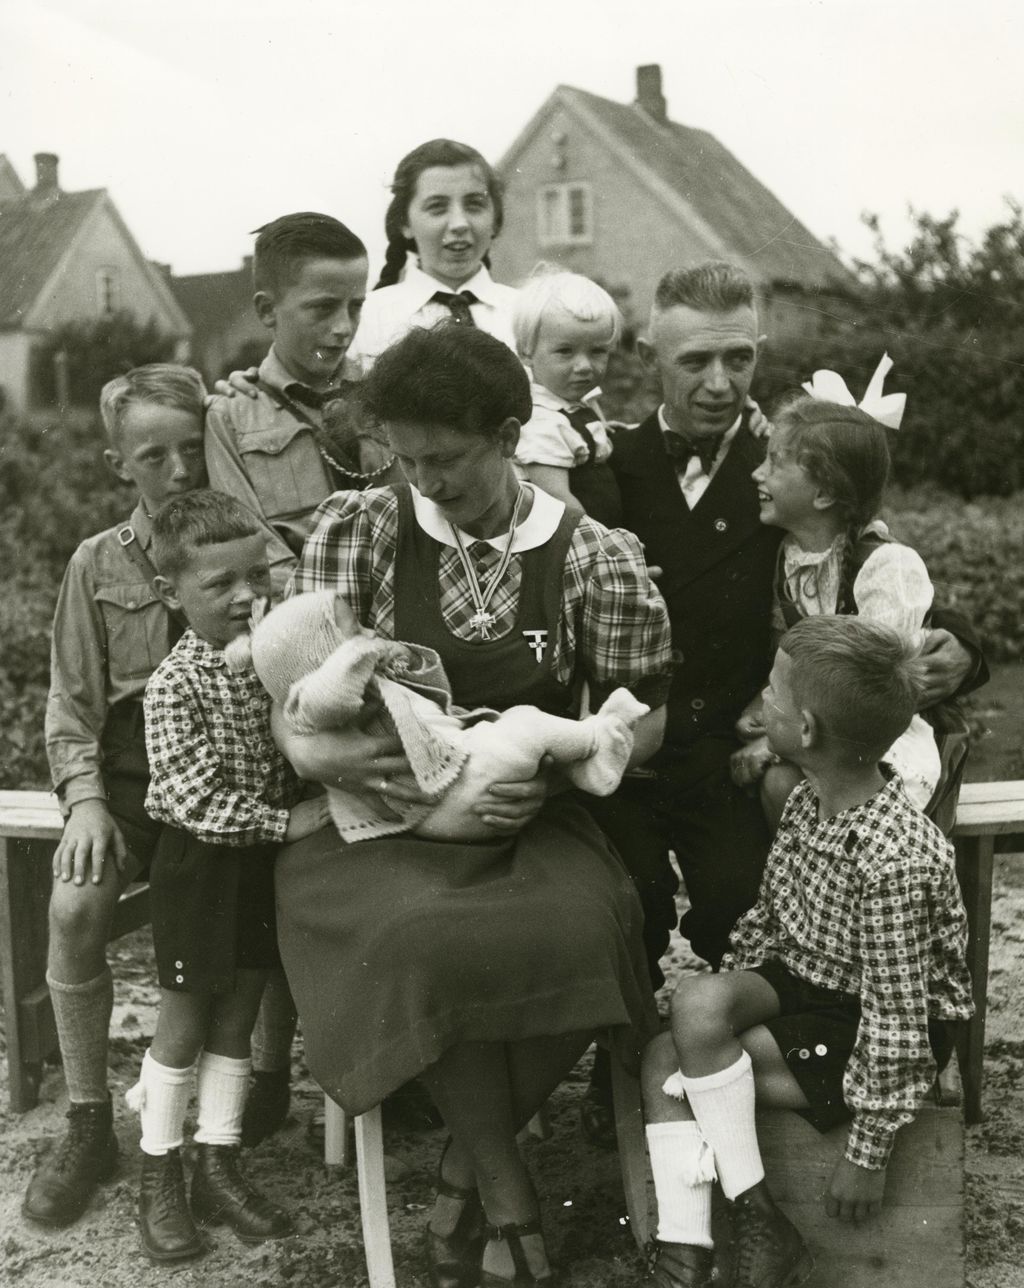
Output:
[54, 799, 128, 886]
[209, 367, 260, 401]
[735, 696, 767, 743]
[825, 1157, 885, 1223]
[746, 396, 772, 439]
[917, 628, 973, 707]
[730, 736, 778, 788]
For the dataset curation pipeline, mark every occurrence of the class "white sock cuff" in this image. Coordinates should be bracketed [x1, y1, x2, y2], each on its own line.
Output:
[679, 1049, 752, 1095]
[145, 1050, 197, 1084]
[197, 1051, 251, 1078]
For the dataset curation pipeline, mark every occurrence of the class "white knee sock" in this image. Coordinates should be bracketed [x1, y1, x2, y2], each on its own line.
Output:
[678, 1051, 764, 1201]
[646, 1121, 716, 1248]
[126, 1049, 195, 1156]
[194, 1052, 251, 1146]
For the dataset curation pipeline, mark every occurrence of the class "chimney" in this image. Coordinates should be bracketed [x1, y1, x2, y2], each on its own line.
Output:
[635, 65, 667, 125]
[34, 152, 60, 192]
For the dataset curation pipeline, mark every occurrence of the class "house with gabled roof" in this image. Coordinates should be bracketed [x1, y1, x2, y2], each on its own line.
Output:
[0, 152, 191, 413]
[169, 258, 267, 385]
[490, 66, 858, 341]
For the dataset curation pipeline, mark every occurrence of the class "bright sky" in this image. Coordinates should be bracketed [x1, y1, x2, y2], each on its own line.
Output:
[3, 0, 1021, 278]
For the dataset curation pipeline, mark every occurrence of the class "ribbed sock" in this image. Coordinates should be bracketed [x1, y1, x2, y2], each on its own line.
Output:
[128, 1049, 195, 1156]
[679, 1051, 765, 1201]
[47, 968, 113, 1104]
[646, 1121, 716, 1248]
[194, 1052, 251, 1146]
[250, 971, 297, 1074]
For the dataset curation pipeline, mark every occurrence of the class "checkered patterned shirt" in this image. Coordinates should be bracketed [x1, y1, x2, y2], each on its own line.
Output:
[144, 630, 299, 845]
[289, 487, 673, 709]
[723, 773, 974, 1170]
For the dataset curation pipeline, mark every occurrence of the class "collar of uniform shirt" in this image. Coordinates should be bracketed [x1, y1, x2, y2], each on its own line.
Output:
[396, 259, 508, 313]
[411, 482, 564, 553]
[657, 404, 742, 473]
[261, 345, 342, 404]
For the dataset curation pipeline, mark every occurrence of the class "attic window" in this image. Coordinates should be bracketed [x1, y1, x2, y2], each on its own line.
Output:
[96, 268, 119, 317]
[537, 183, 593, 247]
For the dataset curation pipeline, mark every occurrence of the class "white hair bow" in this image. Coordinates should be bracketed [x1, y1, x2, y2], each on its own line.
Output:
[801, 352, 906, 430]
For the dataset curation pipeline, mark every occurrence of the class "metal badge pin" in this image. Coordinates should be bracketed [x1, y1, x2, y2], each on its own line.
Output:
[523, 630, 548, 662]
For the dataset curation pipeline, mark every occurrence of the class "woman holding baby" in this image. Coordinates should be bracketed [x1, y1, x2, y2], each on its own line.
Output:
[272, 322, 671, 1286]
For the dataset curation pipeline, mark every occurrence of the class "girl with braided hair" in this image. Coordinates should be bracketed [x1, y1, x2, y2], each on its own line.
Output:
[345, 138, 519, 376]
[731, 357, 941, 823]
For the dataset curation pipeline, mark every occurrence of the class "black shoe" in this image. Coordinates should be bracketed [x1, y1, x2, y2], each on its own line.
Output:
[480, 1219, 557, 1286]
[579, 1086, 617, 1150]
[22, 1096, 119, 1227]
[645, 1240, 713, 1288]
[731, 1189, 812, 1288]
[425, 1139, 484, 1288]
[138, 1148, 206, 1263]
[240, 1069, 291, 1148]
[190, 1142, 293, 1243]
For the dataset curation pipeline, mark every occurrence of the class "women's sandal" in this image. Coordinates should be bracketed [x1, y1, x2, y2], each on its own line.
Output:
[425, 1143, 484, 1288]
[479, 1219, 557, 1287]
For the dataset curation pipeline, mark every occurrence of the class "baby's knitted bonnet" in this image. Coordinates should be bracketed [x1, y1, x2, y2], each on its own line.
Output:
[249, 591, 354, 705]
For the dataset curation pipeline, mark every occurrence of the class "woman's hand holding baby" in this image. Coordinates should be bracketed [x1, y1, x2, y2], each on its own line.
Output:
[472, 761, 551, 833]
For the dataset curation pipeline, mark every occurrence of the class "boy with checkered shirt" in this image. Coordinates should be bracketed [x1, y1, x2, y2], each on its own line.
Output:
[640, 615, 974, 1288]
[126, 490, 328, 1264]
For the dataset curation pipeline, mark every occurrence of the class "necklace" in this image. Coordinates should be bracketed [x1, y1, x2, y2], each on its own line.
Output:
[312, 433, 396, 483]
[448, 486, 528, 639]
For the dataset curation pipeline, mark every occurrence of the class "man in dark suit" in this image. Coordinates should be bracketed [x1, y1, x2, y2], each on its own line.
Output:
[580, 261, 981, 1140]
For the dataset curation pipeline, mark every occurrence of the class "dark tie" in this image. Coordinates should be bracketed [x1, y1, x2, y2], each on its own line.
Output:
[431, 290, 478, 326]
[287, 384, 342, 411]
[662, 430, 725, 476]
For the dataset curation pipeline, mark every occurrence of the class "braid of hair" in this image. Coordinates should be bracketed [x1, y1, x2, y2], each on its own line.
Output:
[375, 233, 410, 289]
[835, 524, 861, 615]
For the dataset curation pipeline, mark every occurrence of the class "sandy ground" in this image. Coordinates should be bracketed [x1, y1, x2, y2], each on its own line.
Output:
[2, 861, 1023, 1288]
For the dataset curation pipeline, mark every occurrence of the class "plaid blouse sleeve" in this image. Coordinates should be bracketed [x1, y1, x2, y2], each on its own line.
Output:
[575, 524, 673, 709]
[287, 489, 397, 631]
[143, 668, 290, 846]
[843, 857, 938, 1170]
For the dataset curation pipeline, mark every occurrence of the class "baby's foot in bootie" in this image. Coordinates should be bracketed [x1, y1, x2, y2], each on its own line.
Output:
[567, 689, 650, 796]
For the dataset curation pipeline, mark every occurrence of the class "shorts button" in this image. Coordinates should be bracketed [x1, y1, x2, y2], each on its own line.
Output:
[175, 974, 184, 983]
[691, 698, 705, 711]
[798, 1048, 810, 1060]
[815, 1044, 828, 1057]
[174, 960, 183, 969]
[714, 519, 728, 532]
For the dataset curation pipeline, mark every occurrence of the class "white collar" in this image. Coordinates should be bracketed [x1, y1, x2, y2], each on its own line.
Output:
[398, 259, 506, 312]
[411, 482, 564, 552]
[528, 376, 604, 416]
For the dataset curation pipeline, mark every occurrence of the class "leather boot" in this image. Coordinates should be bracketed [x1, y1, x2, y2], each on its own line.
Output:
[731, 1188, 812, 1288]
[138, 1148, 205, 1263]
[645, 1240, 713, 1288]
[240, 1069, 291, 1148]
[190, 1143, 293, 1243]
[22, 1096, 119, 1227]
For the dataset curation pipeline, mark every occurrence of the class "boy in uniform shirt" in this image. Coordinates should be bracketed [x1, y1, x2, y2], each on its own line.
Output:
[23, 364, 208, 1227]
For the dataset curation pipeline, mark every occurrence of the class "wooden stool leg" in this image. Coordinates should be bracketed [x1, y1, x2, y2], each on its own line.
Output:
[323, 1094, 350, 1170]
[955, 833, 995, 1124]
[611, 1053, 650, 1251]
[355, 1106, 396, 1288]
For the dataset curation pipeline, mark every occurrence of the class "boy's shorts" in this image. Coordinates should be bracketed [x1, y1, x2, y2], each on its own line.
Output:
[751, 957, 956, 1133]
[100, 699, 162, 882]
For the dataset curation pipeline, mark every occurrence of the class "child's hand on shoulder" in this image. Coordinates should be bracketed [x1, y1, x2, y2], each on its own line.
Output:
[730, 735, 778, 788]
[208, 367, 260, 402]
[825, 1156, 885, 1223]
[286, 794, 332, 841]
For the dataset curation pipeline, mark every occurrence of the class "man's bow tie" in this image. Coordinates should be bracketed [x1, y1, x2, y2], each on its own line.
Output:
[662, 430, 725, 475]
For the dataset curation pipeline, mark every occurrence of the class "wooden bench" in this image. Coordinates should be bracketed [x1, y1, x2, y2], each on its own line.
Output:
[0, 790, 150, 1112]
[2, 781, 1022, 1122]
[950, 779, 1024, 1123]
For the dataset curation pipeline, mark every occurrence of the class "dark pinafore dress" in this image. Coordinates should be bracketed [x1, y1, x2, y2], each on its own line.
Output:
[274, 486, 658, 1115]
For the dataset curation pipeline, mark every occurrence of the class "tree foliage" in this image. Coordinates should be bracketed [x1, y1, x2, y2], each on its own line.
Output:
[30, 310, 178, 409]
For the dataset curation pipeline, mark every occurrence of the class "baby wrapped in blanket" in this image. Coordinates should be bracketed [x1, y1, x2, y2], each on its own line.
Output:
[230, 590, 648, 844]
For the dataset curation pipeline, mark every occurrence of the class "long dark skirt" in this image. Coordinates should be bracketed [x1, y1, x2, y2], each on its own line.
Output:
[275, 795, 658, 1115]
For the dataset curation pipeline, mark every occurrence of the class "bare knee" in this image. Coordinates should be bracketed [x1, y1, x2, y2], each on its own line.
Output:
[48, 879, 119, 964]
[669, 974, 736, 1050]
